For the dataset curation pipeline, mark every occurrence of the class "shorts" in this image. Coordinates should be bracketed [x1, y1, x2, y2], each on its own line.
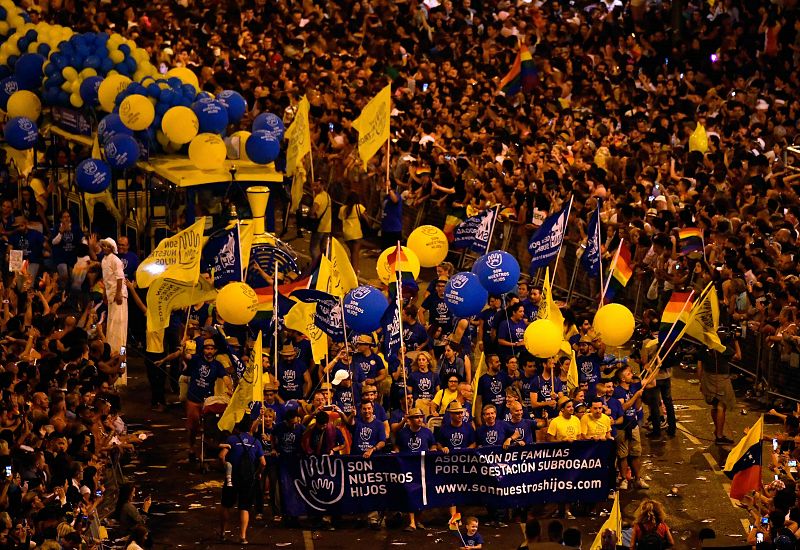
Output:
[700, 373, 736, 410]
[186, 400, 203, 431]
[222, 481, 255, 510]
[615, 425, 641, 459]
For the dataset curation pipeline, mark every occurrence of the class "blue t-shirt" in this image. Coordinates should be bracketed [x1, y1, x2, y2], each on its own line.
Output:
[520, 374, 537, 408]
[421, 293, 454, 332]
[186, 356, 227, 403]
[352, 352, 384, 381]
[497, 319, 526, 359]
[118, 251, 140, 280]
[351, 417, 386, 453]
[410, 370, 438, 400]
[403, 321, 430, 350]
[333, 385, 359, 415]
[437, 421, 475, 450]
[10, 230, 44, 264]
[277, 358, 307, 401]
[51, 223, 83, 264]
[224, 432, 264, 469]
[576, 353, 602, 391]
[613, 382, 643, 430]
[507, 418, 536, 445]
[600, 395, 624, 437]
[396, 426, 436, 453]
[389, 357, 412, 390]
[460, 531, 484, 548]
[479, 307, 501, 351]
[530, 375, 563, 419]
[475, 420, 512, 447]
[521, 298, 539, 321]
[381, 190, 403, 232]
[438, 356, 466, 388]
[477, 371, 511, 413]
[273, 422, 305, 456]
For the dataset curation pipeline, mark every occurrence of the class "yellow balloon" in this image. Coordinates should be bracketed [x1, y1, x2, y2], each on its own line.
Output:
[6, 90, 41, 120]
[97, 74, 132, 112]
[0, 22, 9, 35]
[407, 225, 449, 267]
[109, 49, 125, 64]
[61, 66, 78, 82]
[376, 246, 421, 284]
[523, 319, 562, 358]
[79, 68, 97, 78]
[188, 133, 226, 171]
[226, 130, 251, 161]
[161, 106, 199, 145]
[593, 304, 635, 347]
[166, 67, 200, 91]
[215, 282, 258, 325]
[7, 43, 19, 56]
[119, 94, 155, 131]
[70, 79, 81, 93]
[27, 42, 38, 54]
[689, 123, 708, 154]
[69, 93, 83, 108]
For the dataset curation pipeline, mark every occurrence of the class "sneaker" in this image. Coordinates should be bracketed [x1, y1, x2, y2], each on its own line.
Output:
[565, 512, 576, 520]
[715, 435, 734, 445]
[496, 521, 509, 528]
[634, 478, 650, 489]
[619, 479, 629, 490]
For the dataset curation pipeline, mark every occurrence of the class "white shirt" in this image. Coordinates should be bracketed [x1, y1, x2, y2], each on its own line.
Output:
[102, 254, 128, 300]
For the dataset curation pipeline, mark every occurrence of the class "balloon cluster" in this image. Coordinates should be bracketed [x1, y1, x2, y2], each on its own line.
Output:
[0, 2, 34, 62]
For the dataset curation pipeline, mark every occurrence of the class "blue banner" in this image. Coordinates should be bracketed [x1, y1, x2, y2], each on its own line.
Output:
[453, 206, 499, 253]
[528, 202, 570, 271]
[293, 289, 345, 342]
[280, 441, 614, 515]
[381, 300, 401, 367]
[580, 206, 601, 277]
[202, 226, 243, 288]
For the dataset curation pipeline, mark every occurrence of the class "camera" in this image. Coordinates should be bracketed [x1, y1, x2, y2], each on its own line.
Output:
[4, 466, 10, 478]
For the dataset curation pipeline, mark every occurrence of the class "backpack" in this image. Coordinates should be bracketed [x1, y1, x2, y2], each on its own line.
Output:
[235, 434, 257, 487]
[638, 532, 665, 550]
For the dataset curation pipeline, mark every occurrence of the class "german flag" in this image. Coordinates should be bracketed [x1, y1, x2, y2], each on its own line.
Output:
[678, 227, 704, 256]
[498, 42, 537, 95]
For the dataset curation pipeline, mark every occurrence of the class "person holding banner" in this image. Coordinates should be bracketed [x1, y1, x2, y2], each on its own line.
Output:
[381, 179, 403, 250]
[474, 354, 512, 424]
[394, 408, 436, 532]
[613, 365, 649, 491]
[497, 303, 528, 361]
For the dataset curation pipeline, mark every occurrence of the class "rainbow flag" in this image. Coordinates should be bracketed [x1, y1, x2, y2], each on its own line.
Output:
[498, 43, 537, 95]
[678, 227, 704, 256]
[448, 513, 462, 530]
[387, 244, 418, 295]
[603, 243, 633, 302]
[658, 291, 694, 349]
[724, 416, 764, 500]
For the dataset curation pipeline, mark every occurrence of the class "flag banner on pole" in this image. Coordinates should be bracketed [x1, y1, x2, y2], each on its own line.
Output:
[498, 42, 537, 95]
[328, 237, 359, 297]
[528, 204, 569, 271]
[658, 291, 694, 350]
[145, 277, 217, 335]
[380, 300, 401, 368]
[292, 289, 345, 342]
[352, 84, 391, 169]
[538, 267, 564, 329]
[202, 224, 252, 287]
[684, 283, 726, 352]
[602, 242, 633, 303]
[218, 332, 262, 433]
[678, 227, 704, 256]
[137, 217, 206, 288]
[723, 415, 764, 500]
[453, 206, 498, 253]
[285, 95, 311, 177]
[284, 300, 328, 363]
[580, 207, 601, 277]
[590, 492, 622, 550]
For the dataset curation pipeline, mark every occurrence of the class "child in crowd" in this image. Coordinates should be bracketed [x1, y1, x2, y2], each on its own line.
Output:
[458, 516, 483, 550]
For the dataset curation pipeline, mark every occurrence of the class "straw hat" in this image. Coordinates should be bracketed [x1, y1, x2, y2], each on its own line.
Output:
[279, 344, 297, 356]
[445, 401, 466, 414]
[406, 408, 425, 418]
[557, 396, 573, 410]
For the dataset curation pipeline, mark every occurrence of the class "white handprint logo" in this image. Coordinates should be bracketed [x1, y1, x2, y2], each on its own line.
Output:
[293, 455, 346, 511]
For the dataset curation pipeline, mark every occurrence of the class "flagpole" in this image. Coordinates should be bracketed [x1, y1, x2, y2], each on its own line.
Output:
[395, 241, 410, 407]
[596, 204, 604, 300]
[485, 204, 501, 254]
[273, 261, 279, 383]
[651, 283, 714, 371]
[338, 295, 348, 407]
[551, 196, 573, 286]
[237, 219, 246, 281]
[601, 238, 624, 304]
[385, 138, 391, 188]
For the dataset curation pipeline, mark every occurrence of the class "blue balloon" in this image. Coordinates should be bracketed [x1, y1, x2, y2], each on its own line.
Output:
[79, 76, 104, 107]
[84, 55, 101, 70]
[444, 272, 488, 318]
[0, 67, 9, 80]
[181, 84, 196, 99]
[245, 130, 280, 165]
[252, 112, 285, 139]
[36, 44, 50, 57]
[167, 77, 182, 89]
[7, 56, 18, 70]
[17, 38, 30, 54]
[100, 57, 114, 73]
[119, 44, 130, 56]
[43, 87, 59, 106]
[98, 113, 132, 145]
[24, 30, 37, 42]
[104, 133, 140, 170]
[146, 83, 161, 98]
[76, 158, 112, 193]
[343, 285, 389, 334]
[4, 117, 38, 150]
[59, 42, 73, 55]
[0, 7, 6, 18]
[14, 53, 45, 90]
[192, 99, 229, 134]
[0, 76, 19, 111]
[472, 250, 521, 294]
[216, 90, 247, 122]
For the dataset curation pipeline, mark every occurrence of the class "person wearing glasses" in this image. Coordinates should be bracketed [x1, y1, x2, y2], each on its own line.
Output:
[184, 338, 232, 462]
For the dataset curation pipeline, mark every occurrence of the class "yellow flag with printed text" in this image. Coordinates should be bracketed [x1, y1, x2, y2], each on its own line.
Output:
[685, 283, 726, 352]
[144, 277, 217, 353]
[328, 237, 359, 297]
[218, 331, 262, 433]
[284, 300, 328, 363]
[286, 96, 311, 177]
[137, 218, 206, 288]
[590, 492, 622, 550]
[352, 84, 391, 169]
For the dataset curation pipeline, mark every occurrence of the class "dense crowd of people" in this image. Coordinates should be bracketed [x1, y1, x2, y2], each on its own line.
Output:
[4, 0, 800, 547]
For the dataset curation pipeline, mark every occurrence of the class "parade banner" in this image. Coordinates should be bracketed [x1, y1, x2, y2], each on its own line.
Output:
[528, 203, 569, 271]
[280, 441, 614, 515]
[136, 217, 206, 288]
[453, 205, 499, 253]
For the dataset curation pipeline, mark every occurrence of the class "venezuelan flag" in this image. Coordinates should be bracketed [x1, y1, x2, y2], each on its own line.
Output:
[678, 227, 704, 256]
[498, 43, 537, 95]
[724, 416, 764, 500]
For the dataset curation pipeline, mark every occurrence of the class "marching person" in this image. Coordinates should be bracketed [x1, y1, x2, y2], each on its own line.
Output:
[99, 237, 129, 384]
[394, 407, 437, 532]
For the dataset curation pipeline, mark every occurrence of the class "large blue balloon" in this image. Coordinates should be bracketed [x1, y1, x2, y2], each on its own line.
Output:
[343, 285, 389, 334]
[104, 134, 140, 170]
[76, 158, 112, 193]
[252, 112, 285, 139]
[444, 272, 488, 318]
[472, 250, 521, 295]
[79, 76, 103, 107]
[4, 117, 38, 150]
[0, 76, 20, 111]
[14, 53, 44, 90]
[216, 90, 247, 122]
[98, 113, 133, 145]
[192, 99, 228, 134]
[246, 130, 280, 165]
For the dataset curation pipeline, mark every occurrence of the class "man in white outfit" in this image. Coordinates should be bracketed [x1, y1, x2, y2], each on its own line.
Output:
[100, 238, 128, 386]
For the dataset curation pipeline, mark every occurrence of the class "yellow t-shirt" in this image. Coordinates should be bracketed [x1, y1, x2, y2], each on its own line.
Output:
[547, 415, 582, 442]
[313, 191, 332, 233]
[580, 413, 612, 439]
[338, 204, 365, 241]
[432, 388, 459, 412]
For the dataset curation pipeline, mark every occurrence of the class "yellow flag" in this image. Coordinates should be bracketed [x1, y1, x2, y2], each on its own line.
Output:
[290, 163, 306, 214]
[145, 276, 218, 333]
[538, 267, 565, 330]
[471, 351, 486, 419]
[590, 492, 622, 550]
[252, 332, 263, 404]
[218, 332, 262, 433]
[567, 344, 579, 393]
[352, 84, 391, 169]
[237, 221, 255, 272]
[689, 122, 708, 153]
[328, 237, 359, 297]
[137, 218, 206, 288]
[285, 96, 311, 177]
[284, 300, 328, 363]
[685, 283, 726, 352]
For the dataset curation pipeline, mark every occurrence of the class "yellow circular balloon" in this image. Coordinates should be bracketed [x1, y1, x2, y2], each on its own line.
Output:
[593, 303, 635, 347]
[524, 320, 562, 358]
[109, 49, 124, 64]
[119, 94, 155, 131]
[61, 66, 78, 82]
[79, 68, 98, 78]
[98, 74, 132, 112]
[188, 133, 226, 171]
[69, 93, 83, 108]
[407, 225, 449, 267]
[376, 246, 421, 284]
[226, 130, 251, 160]
[166, 67, 199, 91]
[6, 90, 41, 120]
[161, 106, 199, 145]
[216, 282, 258, 325]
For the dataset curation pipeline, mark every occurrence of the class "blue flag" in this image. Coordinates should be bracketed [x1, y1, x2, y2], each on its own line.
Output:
[293, 289, 345, 342]
[381, 300, 401, 368]
[453, 206, 499, 253]
[580, 206, 601, 277]
[528, 200, 570, 272]
[202, 226, 243, 288]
